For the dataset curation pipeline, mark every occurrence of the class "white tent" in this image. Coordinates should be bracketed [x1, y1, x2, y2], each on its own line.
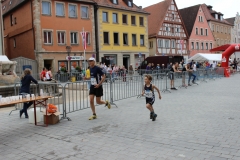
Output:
[188, 53, 222, 62]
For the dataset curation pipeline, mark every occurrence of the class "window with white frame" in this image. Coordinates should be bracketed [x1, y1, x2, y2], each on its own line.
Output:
[200, 28, 203, 35]
[42, 1, 51, 15]
[81, 6, 89, 18]
[132, 34, 137, 46]
[69, 4, 77, 17]
[56, 2, 64, 16]
[113, 0, 118, 4]
[206, 43, 208, 50]
[57, 31, 65, 44]
[205, 29, 208, 36]
[171, 39, 175, 48]
[210, 43, 212, 49]
[43, 31, 52, 44]
[158, 39, 163, 48]
[196, 28, 198, 35]
[196, 42, 199, 50]
[191, 42, 194, 50]
[201, 42, 204, 50]
[86, 32, 91, 45]
[128, 1, 132, 7]
[212, 24, 215, 32]
[70, 32, 78, 44]
[140, 35, 144, 46]
[165, 39, 169, 48]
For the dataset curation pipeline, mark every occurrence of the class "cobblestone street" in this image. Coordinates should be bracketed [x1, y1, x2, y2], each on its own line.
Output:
[0, 74, 240, 160]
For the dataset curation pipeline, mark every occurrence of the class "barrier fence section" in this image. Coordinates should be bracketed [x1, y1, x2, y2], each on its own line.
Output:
[10, 67, 226, 120]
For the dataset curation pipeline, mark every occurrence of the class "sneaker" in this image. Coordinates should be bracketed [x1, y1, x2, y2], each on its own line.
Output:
[192, 81, 197, 84]
[173, 87, 178, 90]
[150, 113, 153, 119]
[89, 115, 97, 120]
[105, 101, 111, 109]
[188, 84, 191, 86]
[20, 110, 23, 118]
[152, 114, 157, 121]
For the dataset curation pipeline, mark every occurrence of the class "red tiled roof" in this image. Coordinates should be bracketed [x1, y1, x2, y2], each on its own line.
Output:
[2, 0, 26, 15]
[93, 0, 149, 14]
[2, 0, 95, 16]
[144, 0, 172, 37]
[201, 4, 232, 26]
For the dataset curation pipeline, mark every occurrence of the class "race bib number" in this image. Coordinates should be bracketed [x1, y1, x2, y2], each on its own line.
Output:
[145, 90, 153, 98]
[91, 78, 97, 85]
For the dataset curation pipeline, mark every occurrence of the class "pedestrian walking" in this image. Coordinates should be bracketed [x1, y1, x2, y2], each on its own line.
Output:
[142, 75, 161, 121]
[84, 57, 111, 120]
[20, 69, 38, 118]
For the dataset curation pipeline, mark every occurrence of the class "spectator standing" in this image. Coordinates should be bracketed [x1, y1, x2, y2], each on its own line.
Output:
[20, 69, 38, 118]
[192, 62, 198, 80]
[128, 64, 134, 80]
[186, 63, 196, 86]
[45, 69, 52, 81]
[161, 64, 165, 69]
[156, 64, 161, 79]
[40, 67, 46, 81]
[169, 62, 181, 90]
[86, 66, 91, 90]
[151, 63, 155, 70]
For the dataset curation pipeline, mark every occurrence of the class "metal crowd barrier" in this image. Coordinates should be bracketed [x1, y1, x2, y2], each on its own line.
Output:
[10, 67, 226, 120]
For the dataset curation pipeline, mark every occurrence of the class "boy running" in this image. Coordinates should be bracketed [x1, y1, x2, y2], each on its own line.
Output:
[84, 57, 111, 120]
[142, 75, 161, 121]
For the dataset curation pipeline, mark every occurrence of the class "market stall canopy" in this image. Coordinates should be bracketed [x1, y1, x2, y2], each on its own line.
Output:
[188, 53, 222, 62]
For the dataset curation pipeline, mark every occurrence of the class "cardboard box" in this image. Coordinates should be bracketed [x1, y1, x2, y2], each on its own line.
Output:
[43, 112, 60, 125]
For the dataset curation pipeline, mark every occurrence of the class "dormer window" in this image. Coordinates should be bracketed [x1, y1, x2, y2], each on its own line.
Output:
[215, 14, 218, 20]
[128, 1, 132, 7]
[113, 0, 118, 4]
[220, 15, 223, 21]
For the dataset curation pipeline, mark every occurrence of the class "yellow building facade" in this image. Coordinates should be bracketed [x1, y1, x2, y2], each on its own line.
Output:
[96, 2, 149, 69]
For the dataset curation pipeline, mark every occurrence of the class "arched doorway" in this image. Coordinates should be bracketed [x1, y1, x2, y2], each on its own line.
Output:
[210, 44, 240, 77]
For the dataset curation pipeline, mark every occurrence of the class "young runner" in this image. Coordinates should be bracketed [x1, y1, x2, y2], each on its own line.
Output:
[142, 75, 161, 121]
[84, 57, 111, 120]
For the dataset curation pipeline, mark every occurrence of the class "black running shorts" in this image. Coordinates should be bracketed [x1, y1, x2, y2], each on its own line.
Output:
[146, 97, 155, 105]
[169, 73, 174, 80]
[89, 85, 103, 97]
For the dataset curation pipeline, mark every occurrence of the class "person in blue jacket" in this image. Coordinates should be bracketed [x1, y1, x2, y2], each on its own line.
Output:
[20, 69, 38, 118]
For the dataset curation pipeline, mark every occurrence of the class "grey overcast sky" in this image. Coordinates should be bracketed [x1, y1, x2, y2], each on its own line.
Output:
[138, 0, 239, 18]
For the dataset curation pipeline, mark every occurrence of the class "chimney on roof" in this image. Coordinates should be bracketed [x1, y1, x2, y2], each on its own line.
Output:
[207, 5, 212, 10]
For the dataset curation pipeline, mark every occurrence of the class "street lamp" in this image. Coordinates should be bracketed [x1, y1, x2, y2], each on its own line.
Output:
[66, 46, 72, 72]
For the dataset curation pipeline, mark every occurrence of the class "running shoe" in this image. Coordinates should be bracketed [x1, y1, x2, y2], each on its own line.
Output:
[89, 115, 97, 120]
[150, 113, 153, 119]
[173, 87, 178, 90]
[152, 114, 157, 121]
[105, 101, 111, 109]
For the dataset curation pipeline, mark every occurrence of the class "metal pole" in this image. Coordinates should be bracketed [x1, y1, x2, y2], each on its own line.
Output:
[0, 1, 4, 55]
[84, 49, 86, 71]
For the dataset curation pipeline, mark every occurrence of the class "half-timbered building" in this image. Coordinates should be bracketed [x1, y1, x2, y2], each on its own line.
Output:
[144, 0, 189, 60]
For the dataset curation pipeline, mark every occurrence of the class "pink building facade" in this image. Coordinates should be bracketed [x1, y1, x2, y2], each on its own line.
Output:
[180, 5, 216, 57]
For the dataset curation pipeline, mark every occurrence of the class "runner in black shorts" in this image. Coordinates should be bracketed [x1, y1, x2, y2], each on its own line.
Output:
[142, 75, 161, 121]
[84, 57, 111, 120]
